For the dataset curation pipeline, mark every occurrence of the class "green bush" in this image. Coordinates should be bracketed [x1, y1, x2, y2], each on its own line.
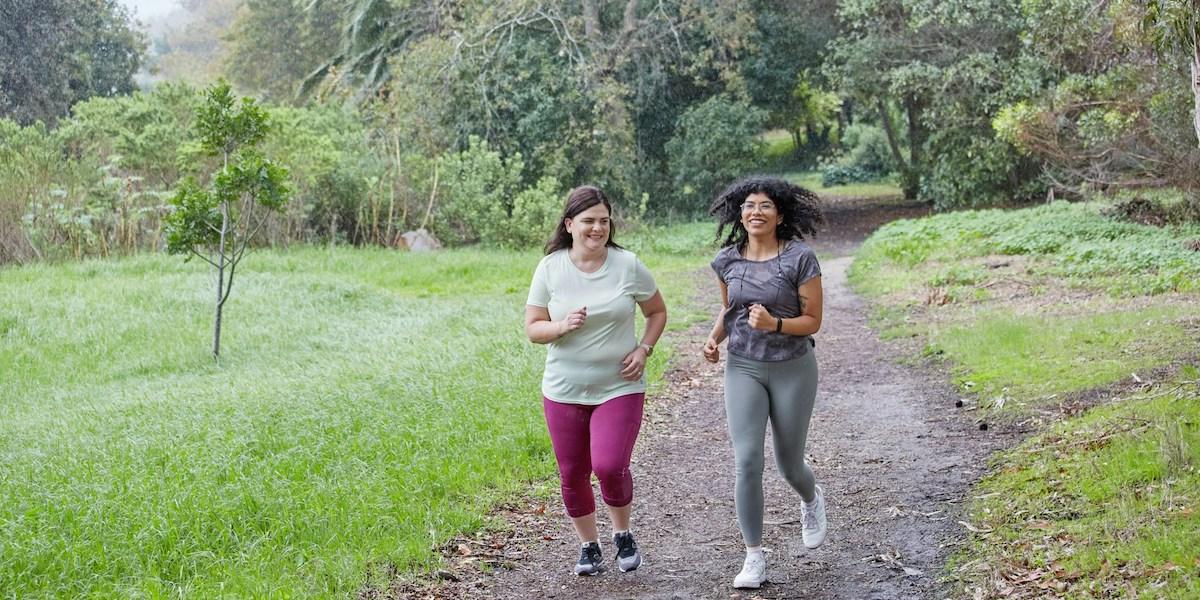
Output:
[508, 176, 563, 248]
[665, 94, 768, 214]
[433, 136, 564, 249]
[261, 105, 386, 244]
[435, 136, 524, 246]
[820, 164, 875, 187]
[840, 123, 895, 174]
[920, 130, 1042, 210]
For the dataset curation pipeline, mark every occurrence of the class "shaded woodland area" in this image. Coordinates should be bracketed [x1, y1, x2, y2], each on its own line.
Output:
[2, 0, 1199, 265]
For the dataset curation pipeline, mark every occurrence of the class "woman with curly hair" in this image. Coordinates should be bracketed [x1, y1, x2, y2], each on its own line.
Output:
[701, 175, 827, 589]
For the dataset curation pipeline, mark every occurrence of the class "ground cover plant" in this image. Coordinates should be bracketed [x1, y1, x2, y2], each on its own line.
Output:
[0, 224, 713, 598]
[955, 372, 1200, 599]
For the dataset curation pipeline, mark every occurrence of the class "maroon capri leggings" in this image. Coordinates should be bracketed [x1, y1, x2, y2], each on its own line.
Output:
[542, 393, 644, 518]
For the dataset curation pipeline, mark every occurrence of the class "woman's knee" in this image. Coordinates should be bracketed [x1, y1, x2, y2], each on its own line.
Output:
[592, 459, 629, 485]
[734, 454, 764, 480]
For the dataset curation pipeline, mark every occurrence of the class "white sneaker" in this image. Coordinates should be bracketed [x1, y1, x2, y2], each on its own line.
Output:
[732, 552, 767, 589]
[801, 485, 827, 549]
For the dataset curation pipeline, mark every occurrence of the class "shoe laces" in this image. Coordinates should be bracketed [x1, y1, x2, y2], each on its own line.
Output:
[614, 532, 638, 558]
[579, 542, 601, 565]
[802, 496, 821, 530]
[742, 553, 765, 573]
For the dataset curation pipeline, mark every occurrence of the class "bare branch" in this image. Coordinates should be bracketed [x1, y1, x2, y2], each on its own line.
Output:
[188, 248, 219, 269]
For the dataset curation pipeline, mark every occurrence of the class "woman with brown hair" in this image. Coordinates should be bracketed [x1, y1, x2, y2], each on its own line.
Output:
[524, 185, 668, 576]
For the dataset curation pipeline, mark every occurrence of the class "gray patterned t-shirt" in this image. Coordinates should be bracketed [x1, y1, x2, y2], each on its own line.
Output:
[711, 239, 821, 362]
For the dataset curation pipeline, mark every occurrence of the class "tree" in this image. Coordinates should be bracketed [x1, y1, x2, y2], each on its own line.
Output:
[224, 0, 341, 103]
[1143, 0, 1200, 147]
[144, 0, 242, 86]
[826, 0, 1037, 206]
[165, 82, 289, 359]
[666, 94, 768, 211]
[0, 0, 146, 125]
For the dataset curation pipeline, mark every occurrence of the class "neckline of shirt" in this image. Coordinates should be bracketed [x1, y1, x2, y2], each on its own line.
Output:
[565, 247, 612, 276]
[737, 239, 793, 263]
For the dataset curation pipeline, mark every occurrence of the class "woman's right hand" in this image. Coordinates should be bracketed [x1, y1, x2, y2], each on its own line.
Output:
[560, 306, 587, 336]
[702, 337, 720, 363]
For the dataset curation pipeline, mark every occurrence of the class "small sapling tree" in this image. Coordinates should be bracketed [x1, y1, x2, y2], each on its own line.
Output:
[165, 81, 289, 359]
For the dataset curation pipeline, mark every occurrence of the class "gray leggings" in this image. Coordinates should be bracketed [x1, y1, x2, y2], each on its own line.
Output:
[724, 349, 818, 547]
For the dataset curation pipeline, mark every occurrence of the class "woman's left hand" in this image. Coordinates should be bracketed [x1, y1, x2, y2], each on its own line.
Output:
[747, 303, 777, 331]
[620, 347, 648, 381]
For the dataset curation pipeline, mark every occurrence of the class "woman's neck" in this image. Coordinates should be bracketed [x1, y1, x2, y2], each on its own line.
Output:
[569, 245, 608, 271]
[743, 235, 781, 260]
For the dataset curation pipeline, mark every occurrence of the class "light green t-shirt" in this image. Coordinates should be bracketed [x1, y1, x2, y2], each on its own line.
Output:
[526, 248, 658, 405]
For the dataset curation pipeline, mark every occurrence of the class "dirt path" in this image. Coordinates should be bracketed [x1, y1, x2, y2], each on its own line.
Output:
[412, 198, 1012, 600]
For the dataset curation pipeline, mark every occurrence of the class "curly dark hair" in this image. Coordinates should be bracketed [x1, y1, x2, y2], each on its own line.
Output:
[709, 176, 825, 248]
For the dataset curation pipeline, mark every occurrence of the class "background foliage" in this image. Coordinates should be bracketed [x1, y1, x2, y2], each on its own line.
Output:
[1, 0, 1198, 266]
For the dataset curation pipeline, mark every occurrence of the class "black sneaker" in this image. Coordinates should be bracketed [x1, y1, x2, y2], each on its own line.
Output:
[612, 531, 642, 572]
[573, 541, 604, 576]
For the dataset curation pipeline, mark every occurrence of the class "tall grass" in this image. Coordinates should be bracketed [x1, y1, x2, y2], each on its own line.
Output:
[0, 232, 713, 598]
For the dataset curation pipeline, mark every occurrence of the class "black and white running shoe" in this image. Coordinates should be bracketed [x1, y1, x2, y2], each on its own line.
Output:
[613, 531, 642, 572]
[573, 541, 604, 576]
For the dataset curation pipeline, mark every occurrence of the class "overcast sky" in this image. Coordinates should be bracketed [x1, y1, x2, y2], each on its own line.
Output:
[118, 0, 180, 19]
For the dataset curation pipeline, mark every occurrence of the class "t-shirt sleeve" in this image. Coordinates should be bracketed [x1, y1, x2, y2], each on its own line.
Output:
[526, 258, 550, 307]
[710, 248, 732, 283]
[632, 257, 658, 302]
[795, 246, 822, 286]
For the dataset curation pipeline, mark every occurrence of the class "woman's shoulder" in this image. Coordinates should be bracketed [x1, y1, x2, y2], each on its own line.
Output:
[608, 246, 641, 265]
[713, 244, 740, 261]
[785, 239, 817, 259]
[535, 249, 567, 270]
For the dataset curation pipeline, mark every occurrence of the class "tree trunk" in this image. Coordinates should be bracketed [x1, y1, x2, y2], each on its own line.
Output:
[582, 0, 602, 46]
[877, 98, 907, 171]
[213, 200, 229, 359]
[878, 98, 920, 199]
[904, 96, 926, 201]
[1192, 41, 1200, 147]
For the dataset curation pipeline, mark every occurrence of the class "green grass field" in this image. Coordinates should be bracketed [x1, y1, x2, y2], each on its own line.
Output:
[0, 226, 713, 598]
[850, 200, 1200, 411]
[756, 130, 903, 199]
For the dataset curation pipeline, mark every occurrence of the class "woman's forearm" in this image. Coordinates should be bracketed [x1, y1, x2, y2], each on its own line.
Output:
[778, 314, 820, 337]
[708, 307, 728, 343]
[526, 319, 566, 344]
[641, 309, 667, 347]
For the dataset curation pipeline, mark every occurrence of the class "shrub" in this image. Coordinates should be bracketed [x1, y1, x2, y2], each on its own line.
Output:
[820, 164, 875, 187]
[665, 94, 767, 213]
[434, 136, 527, 247]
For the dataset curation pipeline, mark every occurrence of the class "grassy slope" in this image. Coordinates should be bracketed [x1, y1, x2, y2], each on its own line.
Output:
[847, 200, 1200, 598]
[0, 226, 714, 598]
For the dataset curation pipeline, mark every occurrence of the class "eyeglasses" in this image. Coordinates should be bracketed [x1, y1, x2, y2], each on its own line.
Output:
[740, 201, 776, 213]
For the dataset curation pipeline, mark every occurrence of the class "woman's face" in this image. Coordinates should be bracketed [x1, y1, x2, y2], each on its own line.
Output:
[739, 192, 779, 237]
[565, 203, 611, 252]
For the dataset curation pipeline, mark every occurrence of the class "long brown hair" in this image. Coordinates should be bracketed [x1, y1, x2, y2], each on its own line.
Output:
[543, 185, 624, 255]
